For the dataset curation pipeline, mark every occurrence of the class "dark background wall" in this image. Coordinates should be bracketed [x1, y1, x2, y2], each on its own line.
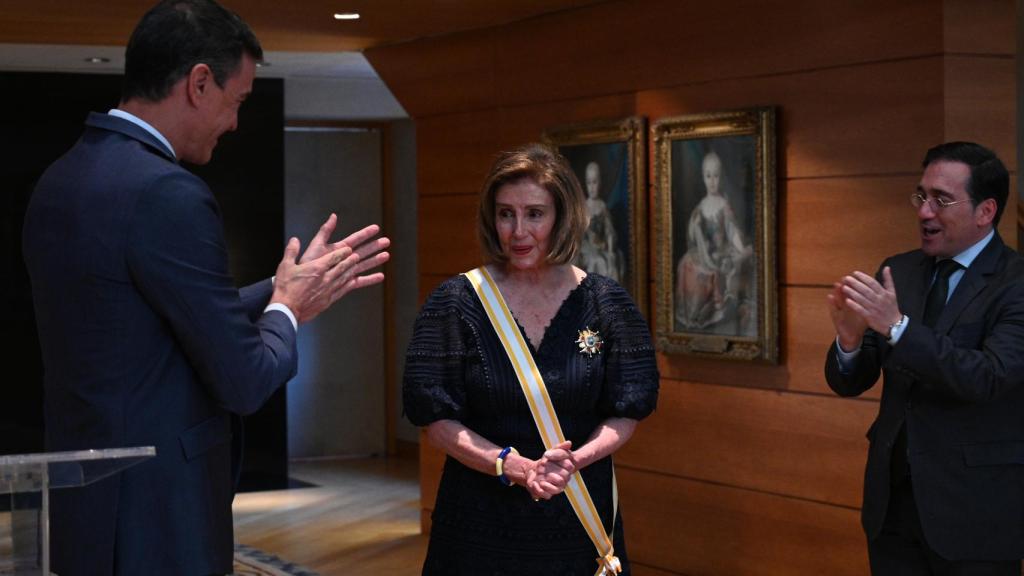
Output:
[1, 72, 289, 490]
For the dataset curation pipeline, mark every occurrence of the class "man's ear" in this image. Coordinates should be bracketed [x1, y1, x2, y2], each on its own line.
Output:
[186, 63, 213, 106]
[974, 197, 997, 227]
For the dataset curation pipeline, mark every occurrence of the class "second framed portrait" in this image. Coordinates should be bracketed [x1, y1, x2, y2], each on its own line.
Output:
[543, 116, 648, 316]
[652, 108, 778, 362]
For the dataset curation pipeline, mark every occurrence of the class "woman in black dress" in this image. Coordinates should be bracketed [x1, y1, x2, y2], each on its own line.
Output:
[403, 144, 659, 575]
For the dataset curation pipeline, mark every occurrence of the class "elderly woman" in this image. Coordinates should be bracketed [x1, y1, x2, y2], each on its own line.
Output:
[403, 144, 659, 575]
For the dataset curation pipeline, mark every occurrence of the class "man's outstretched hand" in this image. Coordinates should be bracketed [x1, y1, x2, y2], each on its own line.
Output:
[271, 214, 390, 324]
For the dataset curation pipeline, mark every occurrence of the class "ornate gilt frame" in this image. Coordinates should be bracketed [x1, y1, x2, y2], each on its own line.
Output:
[543, 117, 649, 317]
[652, 108, 778, 362]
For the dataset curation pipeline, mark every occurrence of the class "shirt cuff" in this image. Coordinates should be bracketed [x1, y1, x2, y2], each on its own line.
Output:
[887, 314, 909, 345]
[264, 303, 297, 331]
[834, 335, 860, 374]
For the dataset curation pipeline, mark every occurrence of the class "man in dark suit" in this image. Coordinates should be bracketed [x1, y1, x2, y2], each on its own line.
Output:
[825, 141, 1024, 575]
[21, 1, 390, 574]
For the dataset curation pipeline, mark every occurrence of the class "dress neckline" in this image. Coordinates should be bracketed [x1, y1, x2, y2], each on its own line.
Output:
[505, 274, 592, 355]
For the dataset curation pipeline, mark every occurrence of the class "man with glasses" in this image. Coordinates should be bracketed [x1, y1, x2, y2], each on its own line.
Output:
[825, 142, 1024, 575]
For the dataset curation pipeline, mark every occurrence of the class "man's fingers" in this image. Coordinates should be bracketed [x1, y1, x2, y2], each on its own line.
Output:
[348, 273, 386, 291]
[841, 277, 875, 300]
[826, 292, 841, 311]
[353, 236, 391, 260]
[842, 284, 879, 312]
[850, 270, 883, 290]
[326, 246, 355, 270]
[348, 250, 390, 276]
[327, 253, 390, 291]
[844, 298, 869, 318]
[282, 237, 301, 264]
[351, 272, 386, 292]
[329, 273, 386, 305]
[311, 213, 338, 245]
[881, 266, 895, 291]
[339, 224, 381, 249]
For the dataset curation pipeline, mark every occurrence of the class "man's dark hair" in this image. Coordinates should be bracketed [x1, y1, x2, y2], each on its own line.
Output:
[122, 0, 262, 103]
[923, 141, 1009, 225]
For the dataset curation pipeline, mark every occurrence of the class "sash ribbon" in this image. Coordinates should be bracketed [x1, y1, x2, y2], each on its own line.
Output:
[464, 267, 621, 576]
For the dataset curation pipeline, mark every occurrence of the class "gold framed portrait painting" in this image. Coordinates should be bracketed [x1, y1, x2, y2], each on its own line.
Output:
[652, 108, 778, 362]
[543, 116, 648, 317]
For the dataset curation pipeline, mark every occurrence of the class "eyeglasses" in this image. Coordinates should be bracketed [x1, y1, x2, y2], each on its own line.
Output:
[910, 193, 969, 211]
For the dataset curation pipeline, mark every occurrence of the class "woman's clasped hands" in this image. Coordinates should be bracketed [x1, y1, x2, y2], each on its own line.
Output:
[523, 441, 576, 501]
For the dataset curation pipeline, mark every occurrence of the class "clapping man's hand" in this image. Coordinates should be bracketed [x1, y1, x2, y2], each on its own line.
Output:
[271, 213, 390, 324]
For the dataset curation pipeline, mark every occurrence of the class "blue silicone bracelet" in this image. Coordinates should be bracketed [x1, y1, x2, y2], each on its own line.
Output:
[496, 446, 516, 486]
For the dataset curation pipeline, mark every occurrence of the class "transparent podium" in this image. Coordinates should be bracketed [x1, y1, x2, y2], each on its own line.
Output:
[0, 447, 156, 575]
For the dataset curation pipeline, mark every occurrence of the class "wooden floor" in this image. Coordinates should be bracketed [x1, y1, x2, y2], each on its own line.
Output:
[233, 456, 428, 575]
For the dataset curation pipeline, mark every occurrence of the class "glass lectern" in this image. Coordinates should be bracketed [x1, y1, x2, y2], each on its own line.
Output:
[0, 447, 156, 575]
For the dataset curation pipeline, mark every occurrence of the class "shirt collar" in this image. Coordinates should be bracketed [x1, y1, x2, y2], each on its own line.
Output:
[107, 109, 176, 159]
[951, 229, 995, 269]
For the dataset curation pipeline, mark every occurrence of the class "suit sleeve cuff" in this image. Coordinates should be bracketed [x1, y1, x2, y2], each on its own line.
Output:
[264, 303, 298, 331]
[834, 335, 861, 374]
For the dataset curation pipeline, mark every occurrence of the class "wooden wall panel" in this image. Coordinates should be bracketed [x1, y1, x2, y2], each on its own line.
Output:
[784, 176, 921, 286]
[632, 564, 683, 576]
[369, 0, 944, 117]
[418, 194, 481, 276]
[944, 56, 1017, 170]
[637, 58, 945, 179]
[618, 468, 868, 576]
[943, 0, 1015, 54]
[496, 94, 638, 149]
[369, 27, 499, 117]
[492, 0, 942, 110]
[1003, 184, 1019, 248]
[617, 379, 875, 508]
[378, 36, 952, 169]
[417, 110, 500, 197]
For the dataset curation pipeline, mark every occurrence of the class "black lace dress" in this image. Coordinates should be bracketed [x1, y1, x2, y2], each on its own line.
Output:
[403, 273, 659, 576]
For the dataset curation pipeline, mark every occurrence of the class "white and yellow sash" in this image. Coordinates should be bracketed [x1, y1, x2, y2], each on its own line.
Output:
[464, 266, 621, 576]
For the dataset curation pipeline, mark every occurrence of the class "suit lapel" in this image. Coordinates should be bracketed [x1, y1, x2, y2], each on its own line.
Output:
[935, 234, 1004, 333]
[900, 253, 933, 322]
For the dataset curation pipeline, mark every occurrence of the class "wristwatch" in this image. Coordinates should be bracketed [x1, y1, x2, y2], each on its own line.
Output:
[886, 315, 906, 341]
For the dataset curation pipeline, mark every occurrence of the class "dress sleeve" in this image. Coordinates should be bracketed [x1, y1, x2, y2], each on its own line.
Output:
[595, 279, 660, 420]
[402, 277, 472, 426]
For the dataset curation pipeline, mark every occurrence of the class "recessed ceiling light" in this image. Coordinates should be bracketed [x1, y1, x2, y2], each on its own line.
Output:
[255, 61, 271, 68]
[84, 57, 110, 64]
[333, 13, 360, 20]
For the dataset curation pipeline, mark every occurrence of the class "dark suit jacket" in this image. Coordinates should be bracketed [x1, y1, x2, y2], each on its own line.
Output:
[23, 113, 298, 575]
[825, 233, 1024, 561]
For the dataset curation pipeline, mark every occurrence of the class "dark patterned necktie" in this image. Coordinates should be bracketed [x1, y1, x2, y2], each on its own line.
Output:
[922, 259, 964, 329]
[891, 258, 963, 484]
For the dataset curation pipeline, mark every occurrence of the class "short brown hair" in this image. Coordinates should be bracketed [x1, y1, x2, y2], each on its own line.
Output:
[123, 0, 262, 103]
[477, 144, 588, 265]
